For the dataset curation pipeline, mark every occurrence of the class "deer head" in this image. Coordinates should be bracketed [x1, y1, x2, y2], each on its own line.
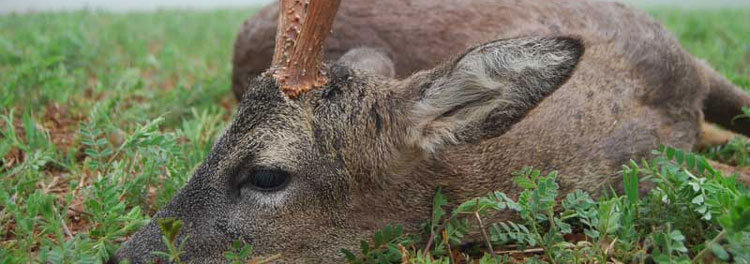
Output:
[114, 0, 583, 262]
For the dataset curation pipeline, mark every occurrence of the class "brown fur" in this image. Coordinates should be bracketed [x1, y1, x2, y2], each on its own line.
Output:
[231, 0, 749, 200]
[117, 0, 750, 263]
[700, 122, 739, 148]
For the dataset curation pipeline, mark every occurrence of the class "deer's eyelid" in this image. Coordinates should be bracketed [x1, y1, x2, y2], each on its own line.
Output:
[242, 168, 292, 193]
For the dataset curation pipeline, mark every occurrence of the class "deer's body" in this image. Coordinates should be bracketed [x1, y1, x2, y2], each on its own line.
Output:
[234, 0, 721, 201]
[116, 0, 750, 263]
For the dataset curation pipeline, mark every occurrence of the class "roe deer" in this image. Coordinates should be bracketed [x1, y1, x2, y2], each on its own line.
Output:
[116, 0, 750, 262]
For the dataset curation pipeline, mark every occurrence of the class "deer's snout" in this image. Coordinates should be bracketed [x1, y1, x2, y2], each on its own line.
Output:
[116, 213, 237, 263]
[116, 176, 237, 263]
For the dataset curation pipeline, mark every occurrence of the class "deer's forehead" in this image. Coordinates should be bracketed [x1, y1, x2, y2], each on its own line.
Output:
[229, 68, 390, 158]
[248, 129, 309, 168]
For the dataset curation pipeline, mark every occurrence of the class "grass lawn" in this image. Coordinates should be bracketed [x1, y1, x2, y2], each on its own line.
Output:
[1, 7, 750, 263]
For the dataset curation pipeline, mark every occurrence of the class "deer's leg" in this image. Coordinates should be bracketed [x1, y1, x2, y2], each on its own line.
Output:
[695, 122, 750, 185]
[698, 122, 742, 149]
[699, 59, 750, 136]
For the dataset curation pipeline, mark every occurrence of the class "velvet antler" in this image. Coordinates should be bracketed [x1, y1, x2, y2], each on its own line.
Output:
[268, 0, 342, 98]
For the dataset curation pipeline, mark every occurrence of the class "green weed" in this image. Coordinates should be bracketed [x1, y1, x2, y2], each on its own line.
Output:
[345, 146, 750, 263]
[0, 8, 248, 263]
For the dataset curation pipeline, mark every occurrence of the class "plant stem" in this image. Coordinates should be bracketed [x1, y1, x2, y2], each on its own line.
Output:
[255, 254, 282, 264]
[475, 211, 498, 259]
[423, 214, 456, 255]
[691, 229, 727, 264]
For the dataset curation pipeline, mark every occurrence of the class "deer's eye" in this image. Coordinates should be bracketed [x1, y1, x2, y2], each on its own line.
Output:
[246, 169, 290, 192]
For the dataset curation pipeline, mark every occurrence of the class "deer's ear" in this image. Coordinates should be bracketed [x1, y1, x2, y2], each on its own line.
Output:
[338, 47, 395, 78]
[405, 36, 584, 152]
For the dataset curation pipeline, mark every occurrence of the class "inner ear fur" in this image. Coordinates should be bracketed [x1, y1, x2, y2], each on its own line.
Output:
[405, 36, 585, 152]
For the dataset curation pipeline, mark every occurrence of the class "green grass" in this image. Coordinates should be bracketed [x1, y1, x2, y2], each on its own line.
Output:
[1, 7, 749, 264]
[649, 9, 750, 88]
[0, 9, 250, 263]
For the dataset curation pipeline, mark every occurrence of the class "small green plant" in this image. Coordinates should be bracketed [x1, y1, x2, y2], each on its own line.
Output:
[647, 224, 690, 263]
[703, 137, 750, 166]
[703, 106, 750, 166]
[731, 106, 750, 125]
[342, 224, 417, 263]
[222, 239, 282, 264]
[224, 239, 254, 264]
[153, 217, 187, 264]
